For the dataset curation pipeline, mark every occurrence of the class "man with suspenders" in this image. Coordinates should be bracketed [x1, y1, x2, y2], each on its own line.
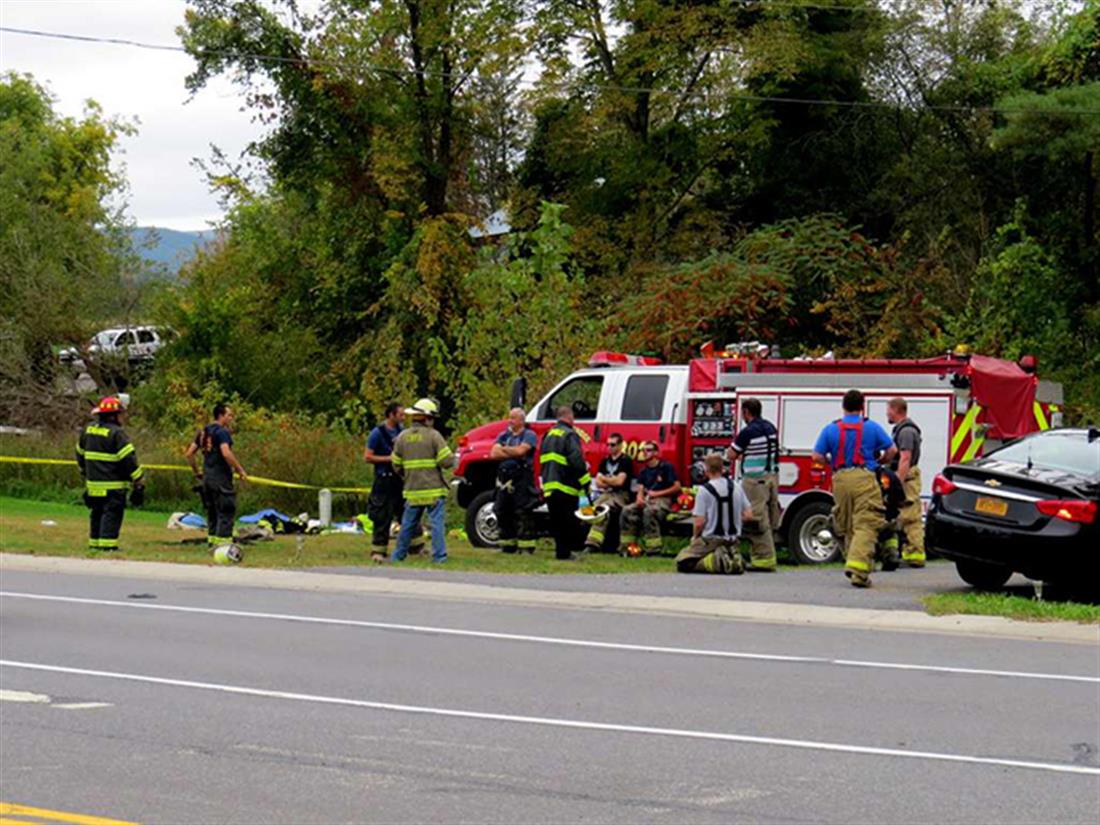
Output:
[812, 390, 897, 588]
[728, 397, 780, 571]
[675, 453, 753, 574]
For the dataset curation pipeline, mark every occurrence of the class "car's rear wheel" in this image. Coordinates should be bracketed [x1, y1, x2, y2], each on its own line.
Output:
[465, 490, 499, 548]
[955, 559, 1012, 590]
[786, 501, 841, 564]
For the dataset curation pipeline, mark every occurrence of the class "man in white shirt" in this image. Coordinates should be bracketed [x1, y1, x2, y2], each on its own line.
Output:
[675, 453, 753, 574]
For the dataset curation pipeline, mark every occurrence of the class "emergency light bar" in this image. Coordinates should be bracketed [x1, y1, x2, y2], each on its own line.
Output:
[587, 351, 664, 367]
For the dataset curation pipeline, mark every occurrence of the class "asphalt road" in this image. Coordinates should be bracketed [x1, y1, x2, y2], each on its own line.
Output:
[316, 559, 1049, 612]
[1, 567, 1098, 824]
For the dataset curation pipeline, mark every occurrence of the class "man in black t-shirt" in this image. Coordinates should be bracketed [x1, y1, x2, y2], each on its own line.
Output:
[619, 442, 681, 555]
[582, 433, 634, 553]
[186, 403, 248, 545]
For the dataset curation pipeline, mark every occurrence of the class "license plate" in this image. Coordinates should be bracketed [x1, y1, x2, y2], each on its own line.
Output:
[975, 496, 1009, 517]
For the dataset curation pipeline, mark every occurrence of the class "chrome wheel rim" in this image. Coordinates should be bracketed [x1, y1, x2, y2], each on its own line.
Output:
[475, 501, 500, 545]
[800, 514, 837, 562]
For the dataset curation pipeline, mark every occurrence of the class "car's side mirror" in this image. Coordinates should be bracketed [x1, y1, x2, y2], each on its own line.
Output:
[1089, 427, 1099, 444]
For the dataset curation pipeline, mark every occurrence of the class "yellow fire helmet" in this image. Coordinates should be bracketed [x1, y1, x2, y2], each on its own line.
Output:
[407, 398, 440, 417]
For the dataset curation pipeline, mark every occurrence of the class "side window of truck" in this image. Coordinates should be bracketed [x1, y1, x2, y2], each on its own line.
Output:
[621, 374, 669, 421]
[540, 376, 604, 420]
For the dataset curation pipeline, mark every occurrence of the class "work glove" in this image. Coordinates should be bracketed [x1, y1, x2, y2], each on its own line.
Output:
[130, 484, 145, 507]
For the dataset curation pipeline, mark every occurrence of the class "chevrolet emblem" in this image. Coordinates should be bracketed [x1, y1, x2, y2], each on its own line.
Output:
[984, 478, 1002, 487]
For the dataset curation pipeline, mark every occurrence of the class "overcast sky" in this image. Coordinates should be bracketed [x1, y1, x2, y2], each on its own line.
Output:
[0, 0, 308, 231]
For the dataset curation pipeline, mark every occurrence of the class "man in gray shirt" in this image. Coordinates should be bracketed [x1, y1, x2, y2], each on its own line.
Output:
[887, 397, 925, 567]
[675, 453, 753, 574]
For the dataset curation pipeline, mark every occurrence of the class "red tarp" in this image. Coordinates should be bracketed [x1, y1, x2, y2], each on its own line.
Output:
[967, 354, 1037, 440]
[689, 358, 719, 391]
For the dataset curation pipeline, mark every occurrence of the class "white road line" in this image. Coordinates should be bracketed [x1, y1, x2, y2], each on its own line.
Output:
[53, 702, 113, 710]
[2, 659, 1097, 778]
[3, 590, 1097, 685]
[0, 688, 50, 703]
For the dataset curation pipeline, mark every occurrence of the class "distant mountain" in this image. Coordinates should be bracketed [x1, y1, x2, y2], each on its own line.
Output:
[130, 227, 217, 275]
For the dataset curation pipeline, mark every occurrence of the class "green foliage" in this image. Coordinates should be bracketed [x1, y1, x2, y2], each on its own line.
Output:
[0, 73, 139, 425]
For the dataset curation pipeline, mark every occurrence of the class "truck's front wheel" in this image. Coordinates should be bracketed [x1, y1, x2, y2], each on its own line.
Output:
[786, 500, 841, 564]
[465, 490, 499, 548]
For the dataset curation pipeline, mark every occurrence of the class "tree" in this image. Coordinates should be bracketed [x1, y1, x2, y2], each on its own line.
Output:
[0, 73, 137, 426]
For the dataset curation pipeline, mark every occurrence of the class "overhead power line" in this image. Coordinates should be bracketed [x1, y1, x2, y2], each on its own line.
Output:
[3, 25, 1099, 117]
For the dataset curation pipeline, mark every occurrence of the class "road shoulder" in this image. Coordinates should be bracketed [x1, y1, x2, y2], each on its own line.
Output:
[2, 553, 1096, 644]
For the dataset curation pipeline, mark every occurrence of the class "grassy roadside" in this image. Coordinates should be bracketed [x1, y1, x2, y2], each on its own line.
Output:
[0, 496, 677, 574]
[923, 592, 1100, 624]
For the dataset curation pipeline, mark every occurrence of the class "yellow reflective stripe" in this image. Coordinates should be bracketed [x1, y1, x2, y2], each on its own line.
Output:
[1033, 402, 1049, 431]
[951, 403, 982, 457]
[541, 453, 567, 465]
[846, 559, 871, 572]
[901, 551, 926, 561]
[85, 426, 110, 437]
[130, 467, 145, 480]
[436, 447, 453, 460]
[391, 455, 404, 465]
[579, 473, 592, 485]
[547, 428, 564, 437]
[401, 459, 438, 469]
[75, 445, 85, 456]
[85, 480, 130, 490]
[404, 488, 447, 502]
[82, 443, 135, 462]
[543, 481, 581, 496]
[962, 434, 985, 462]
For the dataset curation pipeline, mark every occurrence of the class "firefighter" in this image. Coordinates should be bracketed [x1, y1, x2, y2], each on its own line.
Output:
[490, 407, 538, 554]
[727, 397, 780, 571]
[539, 405, 591, 560]
[676, 453, 752, 574]
[391, 398, 454, 563]
[76, 395, 144, 552]
[191, 403, 248, 547]
[364, 403, 423, 562]
[582, 432, 634, 553]
[811, 390, 897, 588]
[620, 441, 681, 556]
[887, 396, 926, 567]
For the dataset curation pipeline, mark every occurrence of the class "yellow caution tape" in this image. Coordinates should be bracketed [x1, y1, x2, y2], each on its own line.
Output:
[0, 455, 371, 494]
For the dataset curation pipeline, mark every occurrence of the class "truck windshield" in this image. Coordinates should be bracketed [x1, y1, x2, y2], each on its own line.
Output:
[541, 376, 603, 420]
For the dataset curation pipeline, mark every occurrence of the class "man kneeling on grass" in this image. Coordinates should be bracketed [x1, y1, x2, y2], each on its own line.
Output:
[675, 453, 752, 574]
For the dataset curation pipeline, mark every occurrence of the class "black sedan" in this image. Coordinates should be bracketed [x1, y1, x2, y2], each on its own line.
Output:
[926, 427, 1100, 591]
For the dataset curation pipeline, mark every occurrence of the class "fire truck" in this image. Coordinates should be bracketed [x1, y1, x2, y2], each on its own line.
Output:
[452, 347, 1063, 562]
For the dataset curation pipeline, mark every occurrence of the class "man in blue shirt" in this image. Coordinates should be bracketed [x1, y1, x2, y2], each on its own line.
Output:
[812, 390, 897, 588]
[728, 397, 780, 571]
[364, 403, 422, 561]
[620, 442, 681, 556]
[490, 407, 539, 554]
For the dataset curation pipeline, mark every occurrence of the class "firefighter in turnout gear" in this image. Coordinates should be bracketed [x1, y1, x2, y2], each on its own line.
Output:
[812, 390, 897, 588]
[887, 396, 926, 567]
[728, 397, 780, 571]
[391, 398, 454, 563]
[76, 396, 144, 552]
[676, 453, 752, 574]
[539, 406, 591, 560]
[490, 407, 539, 554]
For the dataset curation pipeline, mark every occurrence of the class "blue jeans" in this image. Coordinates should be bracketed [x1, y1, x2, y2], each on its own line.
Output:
[392, 497, 447, 562]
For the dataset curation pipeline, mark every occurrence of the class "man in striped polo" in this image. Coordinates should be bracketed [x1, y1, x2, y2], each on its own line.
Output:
[728, 398, 780, 571]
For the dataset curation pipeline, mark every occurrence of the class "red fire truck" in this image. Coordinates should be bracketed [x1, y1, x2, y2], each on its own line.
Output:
[452, 347, 1063, 562]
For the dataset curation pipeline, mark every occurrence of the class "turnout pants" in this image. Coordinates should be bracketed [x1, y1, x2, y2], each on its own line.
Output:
[494, 476, 538, 553]
[367, 474, 422, 554]
[546, 492, 585, 560]
[741, 474, 780, 570]
[898, 467, 925, 565]
[832, 468, 886, 585]
[86, 489, 126, 551]
[583, 490, 629, 552]
[203, 483, 237, 545]
[675, 536, 744, 574]
[620, 497, 671, 554]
